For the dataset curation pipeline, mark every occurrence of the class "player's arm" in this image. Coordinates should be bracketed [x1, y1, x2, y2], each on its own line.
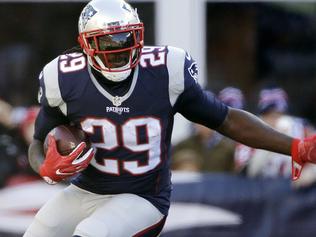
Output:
[28, 105, 68, 174]
[171, 48, 315, 180]
[28, 139, 45, 174]
[217, 108, 316, 180]
[29, 106, 94, 184]
[217, 108, 292, 155]
[31, 57, 94, 184]
[176, 84, 316, 180]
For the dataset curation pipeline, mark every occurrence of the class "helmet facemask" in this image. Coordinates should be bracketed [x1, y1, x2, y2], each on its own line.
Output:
[79, 23, 144, 82]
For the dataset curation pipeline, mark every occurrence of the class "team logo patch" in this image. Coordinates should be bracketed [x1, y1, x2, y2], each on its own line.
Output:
[188, 62, 198, 82]
[80, 5, 97, 29]
[106, 106, 130, 115]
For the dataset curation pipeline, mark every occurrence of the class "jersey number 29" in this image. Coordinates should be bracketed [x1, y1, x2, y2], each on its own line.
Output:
[81, 117, 162, 175]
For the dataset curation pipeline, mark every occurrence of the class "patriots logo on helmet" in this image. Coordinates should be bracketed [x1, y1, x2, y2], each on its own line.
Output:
[188, 62, 198, 82]
[81, 5, 97, 29]
[122, 3, 132, 12]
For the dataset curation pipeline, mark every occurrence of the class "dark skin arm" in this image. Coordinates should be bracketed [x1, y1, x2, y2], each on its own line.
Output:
[217, 108, 293, 155]
[28, 139, 45, 174]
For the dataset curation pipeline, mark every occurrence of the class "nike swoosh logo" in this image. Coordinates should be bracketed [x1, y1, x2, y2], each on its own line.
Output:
[55, 169, 74, 176]
[72, 148, 94, 165]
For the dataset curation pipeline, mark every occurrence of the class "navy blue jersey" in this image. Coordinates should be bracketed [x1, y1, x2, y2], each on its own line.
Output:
[34, 46, 228, 215]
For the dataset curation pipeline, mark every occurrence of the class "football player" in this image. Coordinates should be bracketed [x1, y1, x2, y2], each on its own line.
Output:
[24, 0, 316, 236]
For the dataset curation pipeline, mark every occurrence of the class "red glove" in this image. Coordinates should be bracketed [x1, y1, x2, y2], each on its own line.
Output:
[291, 135, 316, 180]
[39, 135, 95, 184]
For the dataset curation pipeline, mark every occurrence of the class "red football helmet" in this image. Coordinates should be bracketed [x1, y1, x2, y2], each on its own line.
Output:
[78, 0, 144, 82]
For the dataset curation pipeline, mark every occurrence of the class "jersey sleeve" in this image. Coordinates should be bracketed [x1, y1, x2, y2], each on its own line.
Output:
[35, 56, 69, 141]
[167, 46, 228, 129]
[37, 56, 67, 115]
[33, 106, 70, 141]
[175, 83, 228, 129]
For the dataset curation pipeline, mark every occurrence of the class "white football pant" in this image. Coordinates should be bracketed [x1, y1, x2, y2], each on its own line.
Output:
[23, 184, 165, 237]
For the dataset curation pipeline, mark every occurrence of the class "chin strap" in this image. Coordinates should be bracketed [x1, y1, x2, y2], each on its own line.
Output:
[92, 56, 132, 82]
[100, 69, 131, 82]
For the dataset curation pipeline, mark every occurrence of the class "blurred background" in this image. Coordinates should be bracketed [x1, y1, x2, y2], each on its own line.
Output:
[2, 0, 316, 236]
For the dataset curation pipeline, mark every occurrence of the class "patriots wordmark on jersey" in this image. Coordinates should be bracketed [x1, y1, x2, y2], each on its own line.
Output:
[35, 46, 228, 215]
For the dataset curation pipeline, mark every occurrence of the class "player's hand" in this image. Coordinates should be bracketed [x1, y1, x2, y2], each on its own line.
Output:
[291, 136, 316, 180]
[39, 135, 95, 184]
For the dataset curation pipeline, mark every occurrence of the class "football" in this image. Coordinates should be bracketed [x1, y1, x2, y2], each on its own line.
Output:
[43, 125, 89, 156]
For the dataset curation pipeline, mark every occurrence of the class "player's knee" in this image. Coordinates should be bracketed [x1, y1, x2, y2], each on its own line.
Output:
[74, 218, 110, 237]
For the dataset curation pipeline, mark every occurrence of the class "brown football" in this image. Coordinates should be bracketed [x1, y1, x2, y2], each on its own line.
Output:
[43, 125, 89, 156]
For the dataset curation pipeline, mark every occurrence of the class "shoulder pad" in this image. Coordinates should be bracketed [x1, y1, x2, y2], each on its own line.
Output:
[39, 53, 88, 113]
[166, 46, 186, 78]
[166, 46, 187, 106]
[41, 56, 64, 108]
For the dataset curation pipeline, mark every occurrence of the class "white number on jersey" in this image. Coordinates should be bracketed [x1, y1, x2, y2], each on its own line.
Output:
[60, 53, 86, 73]
[81, 117, 162, 175]
[140, 47, 166, 67]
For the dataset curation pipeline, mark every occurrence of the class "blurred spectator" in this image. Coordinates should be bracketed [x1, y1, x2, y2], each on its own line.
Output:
[171, 148, 202, 172]
[0, 99, 40, 187]
[19, 106, 40, 145]
[218, 86, 245, 110]
[234, 86, 316, 187]
[172, 87, 244, 173]
[0, 98, 31, 129]
[0, 99, 14, 129]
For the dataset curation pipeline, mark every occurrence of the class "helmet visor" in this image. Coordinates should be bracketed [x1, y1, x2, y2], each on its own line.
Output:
[88, 31, 135, 69]
[80, 23, 144, 72]
[98, 32, 134, 50]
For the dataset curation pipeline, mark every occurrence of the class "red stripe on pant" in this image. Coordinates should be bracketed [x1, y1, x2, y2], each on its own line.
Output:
[133, 216, 167, 237]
